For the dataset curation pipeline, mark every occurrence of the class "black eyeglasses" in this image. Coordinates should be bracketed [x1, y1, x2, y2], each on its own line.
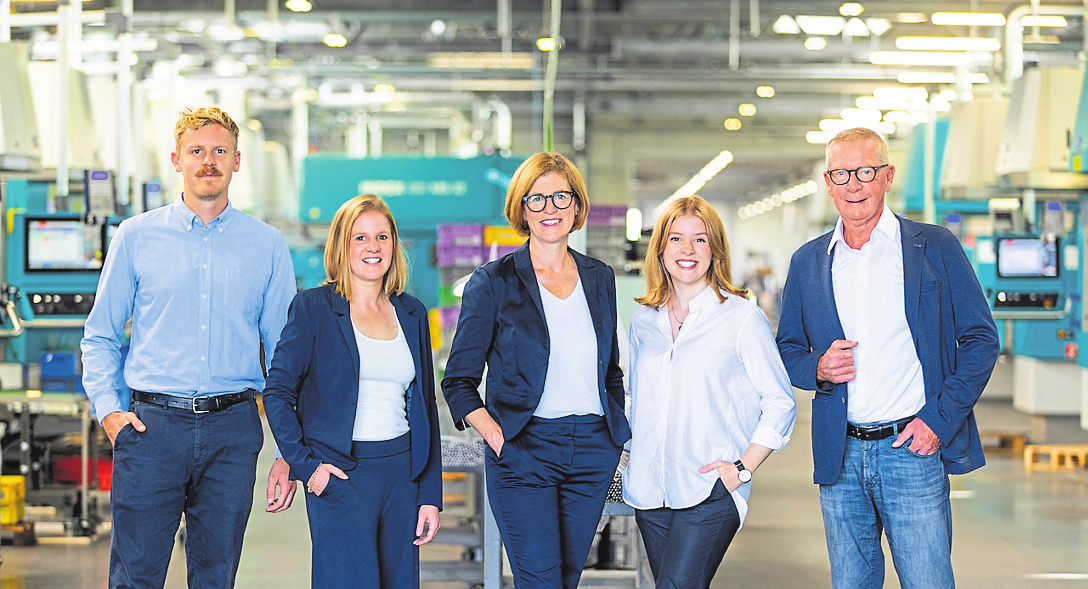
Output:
[826, 165, 889, 186]
[522, 190, 576, 212]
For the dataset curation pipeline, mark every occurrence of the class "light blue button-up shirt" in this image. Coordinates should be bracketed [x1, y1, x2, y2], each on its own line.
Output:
[81, 196, 297, 422]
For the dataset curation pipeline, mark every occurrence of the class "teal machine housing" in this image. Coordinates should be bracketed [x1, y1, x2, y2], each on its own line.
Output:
[1, 178, 107, 369]
[296, 154, 521, 309]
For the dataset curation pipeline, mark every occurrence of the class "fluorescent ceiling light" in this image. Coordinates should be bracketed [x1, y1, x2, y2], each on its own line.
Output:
[1020, 15, 1068, 27]
[796, 15, 846, 36]
[755, 85, 775, 98]
[931, 12, 1006, 26]
[625, 208, 642, 242]
[869, 50, 986, 66]
[428, 52, 533, 69]
[806, 129, 831, 144]
[896, 71, 990, 84]
[323, 32, 347, 48]
[772, 15, 801, 34]
[285, 0, 311, 12]
[653, 151, 734, 218]
[723, 118, 742, 130]
[873, 86, 929, 102]
[805, 37, 828, 51]
[840, 108, 882, 123]
[738, 103, 757, 117]
[883, 110, 910, 123]
[865, 18, 892, 36]
[843, 17, 870, 37]
[536, 37, 557, 52]
[839, 3, 863, 17]
[895, 36, 1001, 52]
[896, 13, 928, 24]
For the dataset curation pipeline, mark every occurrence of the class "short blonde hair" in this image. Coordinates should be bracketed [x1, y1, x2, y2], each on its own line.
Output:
[323, 194, 408, 299]
[825, 127, 889, 168]
[636, 196, 747, 308]
[174, 107, 240, 151]
[504, 152, 589, 237]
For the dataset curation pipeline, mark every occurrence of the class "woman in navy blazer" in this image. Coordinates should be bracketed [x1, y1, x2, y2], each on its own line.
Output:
[263, 194, 442, 589]
[442, 153, 631, 589]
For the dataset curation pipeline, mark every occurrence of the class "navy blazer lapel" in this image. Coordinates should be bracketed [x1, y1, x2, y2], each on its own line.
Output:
[329, 287, 361, 379]
[572, 249, 607, 347]
[898, 216, 925, 332]
[513, 242, 546, 320]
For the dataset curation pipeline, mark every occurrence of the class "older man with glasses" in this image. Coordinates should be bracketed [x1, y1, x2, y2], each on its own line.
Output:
[775, 127, 999, 589]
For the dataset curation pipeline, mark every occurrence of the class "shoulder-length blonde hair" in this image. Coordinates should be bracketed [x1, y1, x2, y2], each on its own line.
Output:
[636, 195, 748, 308]
[504, 152, 590, 237]
[323, 194, 408, 299]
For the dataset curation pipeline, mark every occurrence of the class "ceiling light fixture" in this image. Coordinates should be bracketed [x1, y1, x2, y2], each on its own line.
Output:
[323, 31, 348, 48]
[756, 85, 775, 98]
[869, 50, 986, 66]
[1020, 15, 1068, 27]
[796, 15, 846, 36]
[724, 118, 742, 130]
[865, 18, 892, 35]
[653, 150, 734, 218]
[738, 103, 757, 117]
[896, 71, 990, 84]
[843, 18, 870, 37]
[284, 0, 312, 13]
[931, 12, 1006, 26]
[804, 36, 828, 51]
[772, 15, 801, 35]
[895, 36, 1001, 52]
[536, 37, 558, 52]
[839, 3, 864, 17]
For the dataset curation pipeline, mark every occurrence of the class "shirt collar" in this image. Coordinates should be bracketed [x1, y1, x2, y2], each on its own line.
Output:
[172, 194, 235, 233]
[827, 205, 898, 255]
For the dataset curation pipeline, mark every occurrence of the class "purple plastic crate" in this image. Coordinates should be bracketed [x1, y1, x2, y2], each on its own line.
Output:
[437, 244, 485, 268]
[437, 223, 484, 247]
[438, 305, 461, 329]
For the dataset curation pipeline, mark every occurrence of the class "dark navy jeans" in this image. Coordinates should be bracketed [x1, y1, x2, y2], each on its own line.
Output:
[109, 398, 263, 589]
[486, 415, 622, 589]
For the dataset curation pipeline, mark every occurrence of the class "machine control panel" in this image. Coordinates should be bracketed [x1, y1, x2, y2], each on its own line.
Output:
[992, 291, 1060, 309]
[28, 292, 96, 316]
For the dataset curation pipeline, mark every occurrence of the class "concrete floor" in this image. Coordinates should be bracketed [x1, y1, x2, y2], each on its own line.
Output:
[2, 397, 1087, 588]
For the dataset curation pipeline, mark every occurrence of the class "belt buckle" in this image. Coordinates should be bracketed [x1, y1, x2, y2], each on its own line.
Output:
[192, 399, 211, 414]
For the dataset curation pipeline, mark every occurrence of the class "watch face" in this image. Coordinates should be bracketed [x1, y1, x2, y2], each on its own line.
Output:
[738, 469, 752, 483]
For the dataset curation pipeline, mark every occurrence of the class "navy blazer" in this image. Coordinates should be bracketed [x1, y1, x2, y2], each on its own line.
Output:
[442, 242, 631, 447]
[776, 216, 999, 485]
[263, 284, 442, 508]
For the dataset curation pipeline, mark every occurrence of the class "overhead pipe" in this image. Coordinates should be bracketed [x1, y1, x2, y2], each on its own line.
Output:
[497, 0, 511, 66]
[1005, 3, 1088, 81]
[542, 0, 562, 151]
[117, 0, 134, 213]
[56, 3, 72, 198]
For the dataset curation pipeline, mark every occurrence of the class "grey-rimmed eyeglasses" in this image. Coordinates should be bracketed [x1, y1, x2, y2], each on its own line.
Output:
[826, 165, 889, 185]
[522, 190, 576, 212]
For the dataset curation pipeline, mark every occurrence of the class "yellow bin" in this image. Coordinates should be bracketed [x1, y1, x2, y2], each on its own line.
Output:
[1, 475, 26, 525]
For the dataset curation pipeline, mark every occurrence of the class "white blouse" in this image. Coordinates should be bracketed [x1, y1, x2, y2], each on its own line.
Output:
[622, 285, 796, 526]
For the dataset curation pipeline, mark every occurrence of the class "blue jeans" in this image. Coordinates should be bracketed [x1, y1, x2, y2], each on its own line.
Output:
[820, 432, 954, 589]
[635, 479, 740, 589]
[485, 415, 622, 589]
[109, 398, 264, 589]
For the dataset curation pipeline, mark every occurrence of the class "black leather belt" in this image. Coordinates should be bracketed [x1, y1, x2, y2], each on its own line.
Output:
[131, 389, 255, 414]
[846, 416, 915, 441]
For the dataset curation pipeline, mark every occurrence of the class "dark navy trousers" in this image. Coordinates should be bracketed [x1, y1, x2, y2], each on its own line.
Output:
[109, 398, 264, 589]
[486, 415, 622, 589]
[634, 479, 741, 589]
[304, 433, 419, 589]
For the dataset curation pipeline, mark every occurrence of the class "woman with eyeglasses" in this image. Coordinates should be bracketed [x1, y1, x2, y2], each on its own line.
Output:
[623, 196, 796, 588]
[442, 152, 631, 589]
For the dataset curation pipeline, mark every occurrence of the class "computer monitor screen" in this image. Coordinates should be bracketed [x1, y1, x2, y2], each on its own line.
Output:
[24, 217, 104, 272]
[996, 236, 1059, 278]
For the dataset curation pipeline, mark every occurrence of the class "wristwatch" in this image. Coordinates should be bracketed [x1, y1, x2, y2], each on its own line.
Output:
[734, 460, 752, 483]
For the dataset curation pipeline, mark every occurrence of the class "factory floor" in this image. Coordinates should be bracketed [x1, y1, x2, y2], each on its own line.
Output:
[2, 396, 1087, 588]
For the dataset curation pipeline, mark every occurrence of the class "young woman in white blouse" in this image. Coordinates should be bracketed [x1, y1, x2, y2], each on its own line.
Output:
[623, 195, 797, 588]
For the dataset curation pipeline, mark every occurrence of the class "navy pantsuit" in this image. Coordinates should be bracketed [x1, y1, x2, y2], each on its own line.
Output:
[263, 285, 442, 588]
[442, 243, 631, 588]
